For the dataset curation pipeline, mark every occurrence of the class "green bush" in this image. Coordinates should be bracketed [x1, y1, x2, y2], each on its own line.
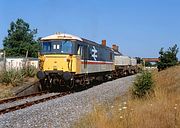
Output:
[132, 71, 154, 98]
[0, 69, 24, 86]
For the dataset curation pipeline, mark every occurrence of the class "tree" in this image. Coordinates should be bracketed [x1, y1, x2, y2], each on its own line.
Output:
[157, 44, 179, 71]
[3, 18, 40, 57]
[145, 62, 152, 67]
[135, 57, 143, 64]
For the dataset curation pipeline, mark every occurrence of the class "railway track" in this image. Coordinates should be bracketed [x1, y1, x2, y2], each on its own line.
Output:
[0, 77, 107, 116]
[0, 74, 135, 116]
[0, 91, 72, 115]
[0, 91, 48, 104]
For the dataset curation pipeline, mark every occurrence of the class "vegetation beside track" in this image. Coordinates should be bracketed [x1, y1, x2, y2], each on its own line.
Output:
[0, 66, 38, 99]
[74, 66, 180, 128]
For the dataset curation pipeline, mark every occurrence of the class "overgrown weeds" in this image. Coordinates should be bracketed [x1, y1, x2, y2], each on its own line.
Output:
[21, 66, 37, 77]
[0, 66, 37, 86]
[0, 69, 24, 86]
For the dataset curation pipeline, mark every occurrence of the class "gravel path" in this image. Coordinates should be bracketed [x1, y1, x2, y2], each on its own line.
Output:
[0, 75, 136, 128]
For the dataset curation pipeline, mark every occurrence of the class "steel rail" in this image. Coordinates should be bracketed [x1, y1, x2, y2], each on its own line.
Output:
[0, 91, 71, 115]
[0, 91, 48, 104]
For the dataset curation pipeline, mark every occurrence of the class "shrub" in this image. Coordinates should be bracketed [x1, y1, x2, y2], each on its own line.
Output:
[0, 69, 24, 86]
[132, 71, 154, 98]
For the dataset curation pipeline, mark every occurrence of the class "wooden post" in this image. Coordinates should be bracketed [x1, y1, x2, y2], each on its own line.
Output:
[24, 50, 28, 68]
[3, 50, 6, 71]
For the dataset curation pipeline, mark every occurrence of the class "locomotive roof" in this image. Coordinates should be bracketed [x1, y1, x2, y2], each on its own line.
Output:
[82, 38, 112, 50]
[41, 33, 83, 41]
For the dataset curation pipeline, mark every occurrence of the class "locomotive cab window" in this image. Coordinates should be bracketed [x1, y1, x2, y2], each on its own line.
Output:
[61, 40, 72, 53]
[77, 45, 83, 56]
[43, 42, 51, 52]
[76, 44, 88, 60]
[41, 40, 74, 54]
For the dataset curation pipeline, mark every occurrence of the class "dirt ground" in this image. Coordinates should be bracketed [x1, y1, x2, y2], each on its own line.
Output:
[0, 77, 38, 100]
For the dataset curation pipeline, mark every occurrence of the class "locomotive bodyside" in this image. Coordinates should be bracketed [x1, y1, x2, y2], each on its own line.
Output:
[80, 38, 114, 74]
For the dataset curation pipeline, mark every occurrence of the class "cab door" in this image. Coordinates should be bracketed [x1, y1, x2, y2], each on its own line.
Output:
[83, 45, 88, 70]
[77, 44, 88, 74]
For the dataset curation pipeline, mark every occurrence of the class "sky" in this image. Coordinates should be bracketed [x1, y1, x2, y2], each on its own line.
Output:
[0, 0, 180, 59]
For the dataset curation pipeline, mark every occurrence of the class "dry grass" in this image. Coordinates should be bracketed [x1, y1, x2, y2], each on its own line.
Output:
[74, 66, 180, 128]
[0, 77, 37, 100]
[0, 83, 14, 99]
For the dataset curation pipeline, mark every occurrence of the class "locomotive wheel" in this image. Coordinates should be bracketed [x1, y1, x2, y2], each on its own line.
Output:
[50, 77, 61, 92]
[39, 79, 48, 91]
[51, 77, 60, 86]
[66, 79, 75, 89]
[124, 71, 128, 76]
[131, 70, 135, 74]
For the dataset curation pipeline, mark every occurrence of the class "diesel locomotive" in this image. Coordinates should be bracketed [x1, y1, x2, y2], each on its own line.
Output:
[37, 33, 115, 90]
